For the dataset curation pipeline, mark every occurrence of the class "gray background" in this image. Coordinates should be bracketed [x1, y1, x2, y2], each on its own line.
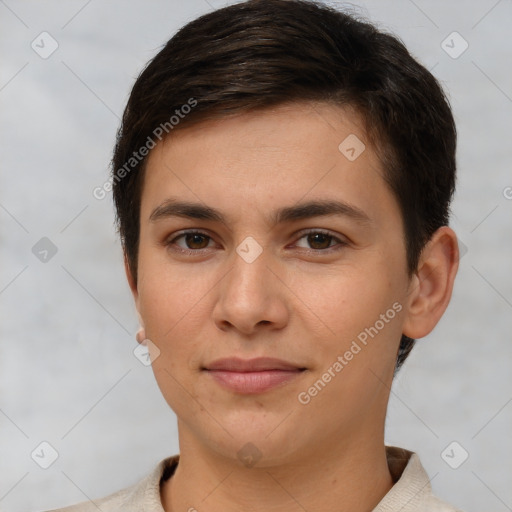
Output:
[1, 0, 511, 510]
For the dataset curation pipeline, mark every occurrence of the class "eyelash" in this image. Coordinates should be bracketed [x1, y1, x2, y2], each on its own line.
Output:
[165, 229, 347, 256]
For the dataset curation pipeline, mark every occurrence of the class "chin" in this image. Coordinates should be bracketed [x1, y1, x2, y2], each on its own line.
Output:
[196, 416, 311, 468]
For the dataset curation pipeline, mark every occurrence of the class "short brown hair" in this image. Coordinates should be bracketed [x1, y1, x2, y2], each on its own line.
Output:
[111, 0, 457, 371]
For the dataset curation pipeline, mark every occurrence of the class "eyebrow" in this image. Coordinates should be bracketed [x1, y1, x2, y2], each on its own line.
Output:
[149, 198, 372, 226]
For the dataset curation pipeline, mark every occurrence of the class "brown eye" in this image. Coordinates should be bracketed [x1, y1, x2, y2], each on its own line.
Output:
[307, 232, 334, 250]
[294, 230, 347, 252]
[183, 233, 210, 250]
[167, 231, 214, 252]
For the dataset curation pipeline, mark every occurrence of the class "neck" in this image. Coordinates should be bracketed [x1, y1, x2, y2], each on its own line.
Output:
[161, 426, 393, 512]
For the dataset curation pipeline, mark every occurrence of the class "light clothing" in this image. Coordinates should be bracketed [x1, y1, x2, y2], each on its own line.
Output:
[45, 446, 462, 512]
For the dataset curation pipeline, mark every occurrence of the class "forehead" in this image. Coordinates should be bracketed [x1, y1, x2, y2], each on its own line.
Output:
[140, 101, 396, 226]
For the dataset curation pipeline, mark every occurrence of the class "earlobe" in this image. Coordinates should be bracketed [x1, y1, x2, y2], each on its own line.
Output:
[136, 327, 147, 343]
[402, 226, 459, 340]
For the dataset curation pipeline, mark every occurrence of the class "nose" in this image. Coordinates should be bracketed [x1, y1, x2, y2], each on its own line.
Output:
[212, 245, 289, 336]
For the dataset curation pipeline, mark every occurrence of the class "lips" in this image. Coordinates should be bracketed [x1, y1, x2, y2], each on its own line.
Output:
[205, 357, 304, 372]
[203, 357, 306, 394]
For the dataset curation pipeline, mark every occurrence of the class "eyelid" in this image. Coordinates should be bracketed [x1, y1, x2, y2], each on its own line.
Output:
[165, 229, 217, 254]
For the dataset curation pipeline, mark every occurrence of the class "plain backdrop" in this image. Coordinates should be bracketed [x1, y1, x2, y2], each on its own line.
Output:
[1, 0, 511, 511]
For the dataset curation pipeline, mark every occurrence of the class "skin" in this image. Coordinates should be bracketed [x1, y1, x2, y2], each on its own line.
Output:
[126, 101, 459, 512]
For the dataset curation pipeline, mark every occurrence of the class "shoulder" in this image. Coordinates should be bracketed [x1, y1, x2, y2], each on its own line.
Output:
[44, 486, 136, 512]
[374, 447, 464, 512]
[42, 455, 179, 512]
[425, 496, 465, 512]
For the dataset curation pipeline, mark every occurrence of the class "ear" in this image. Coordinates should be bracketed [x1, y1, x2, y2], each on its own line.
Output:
[125, 254, 146, 343]
[402, 226, 459, 339]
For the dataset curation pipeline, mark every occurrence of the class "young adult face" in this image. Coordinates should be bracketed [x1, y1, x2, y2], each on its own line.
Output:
[127, 101, 457, 467]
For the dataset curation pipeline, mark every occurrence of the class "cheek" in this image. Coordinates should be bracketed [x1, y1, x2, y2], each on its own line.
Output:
[139, 275, 207, 348]
[136, 268, 210, 411]
[137, 241, 208, 328]
[296, 267, 406, 395]
[136, 256, 247, 390]
[293, 264, 400, 338]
